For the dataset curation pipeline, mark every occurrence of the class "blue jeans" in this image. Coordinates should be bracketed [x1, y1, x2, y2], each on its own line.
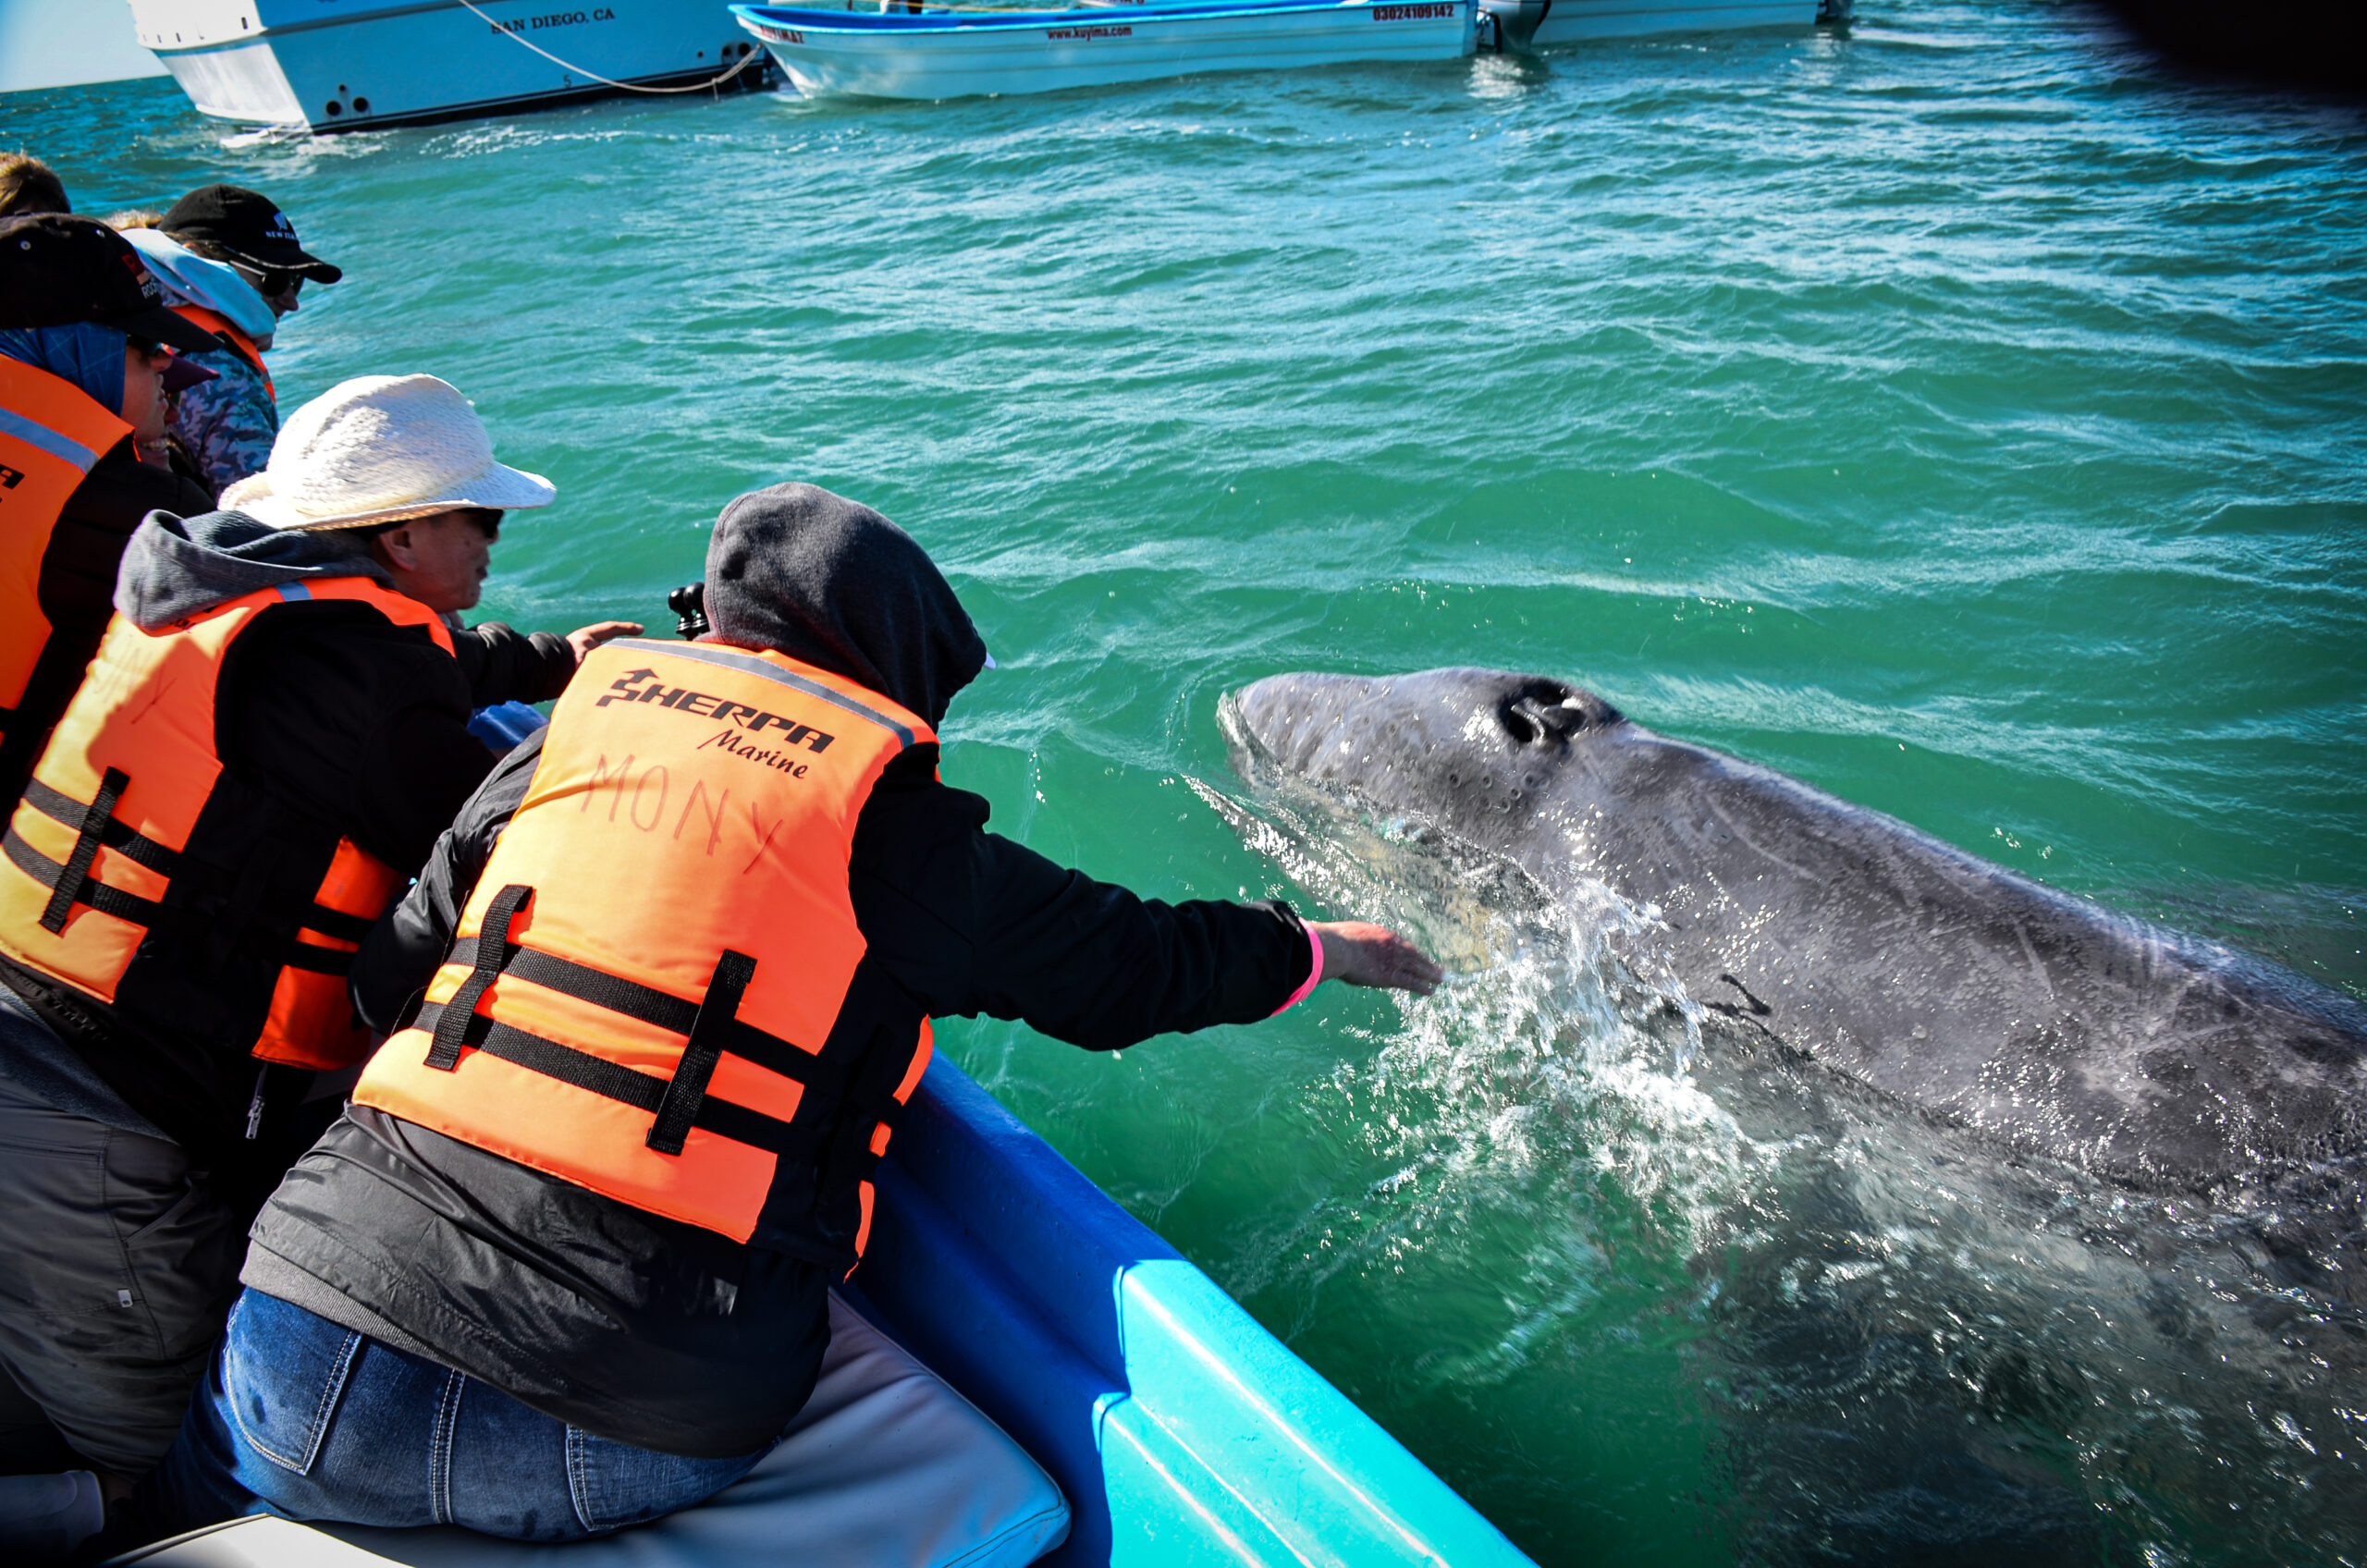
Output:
[145, 1291, 770, 1541]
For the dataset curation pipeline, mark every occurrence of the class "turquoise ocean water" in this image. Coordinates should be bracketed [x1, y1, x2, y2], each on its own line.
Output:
[6, 3, 2365, 1561]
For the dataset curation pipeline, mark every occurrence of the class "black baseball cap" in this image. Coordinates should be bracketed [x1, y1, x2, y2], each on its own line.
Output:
[0, 214, 224, 355]
[160, 184, 342, 284]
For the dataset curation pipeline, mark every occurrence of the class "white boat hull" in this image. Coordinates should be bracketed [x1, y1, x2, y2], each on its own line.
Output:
[131, 0, 767, 131]
[737, 0, 1475, 101]
[1527, 0, 1815, 44]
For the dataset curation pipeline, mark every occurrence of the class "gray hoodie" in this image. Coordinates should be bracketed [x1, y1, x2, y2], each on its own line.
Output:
[114, 508, 391, 631]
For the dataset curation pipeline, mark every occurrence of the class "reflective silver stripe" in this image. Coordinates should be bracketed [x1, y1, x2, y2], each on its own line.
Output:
[610, 639, 917, 750]
[0, 407, 103, 474]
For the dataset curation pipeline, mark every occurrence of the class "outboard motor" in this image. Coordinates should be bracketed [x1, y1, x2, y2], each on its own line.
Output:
[1478, 0, 1549, 50]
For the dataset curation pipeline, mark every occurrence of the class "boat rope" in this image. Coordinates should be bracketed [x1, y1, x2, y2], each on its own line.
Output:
[453, 0, 770, 92]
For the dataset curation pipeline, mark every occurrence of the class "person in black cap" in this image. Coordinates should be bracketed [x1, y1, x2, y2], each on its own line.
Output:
[156, 185, 343, 490]
[0, 214, 217, 811]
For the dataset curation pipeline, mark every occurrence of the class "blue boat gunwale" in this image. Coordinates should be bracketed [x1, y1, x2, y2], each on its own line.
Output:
[847, 1054, 1536, 1565]
[732, 0, 1467, 35]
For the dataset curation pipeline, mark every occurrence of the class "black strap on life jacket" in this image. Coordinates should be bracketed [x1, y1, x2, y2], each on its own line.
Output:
[415, 883, 907, 1162]
[6, 824, 362, 978]
[426, 882, 532, 1070]
[39, 766, 127, 933]
[22, 777, 178, 877]
[5, 825, 165, 932]
[410, 1000, 808, 1157]
[11, 776, 378, 952]
[648, 949, 756, 1157]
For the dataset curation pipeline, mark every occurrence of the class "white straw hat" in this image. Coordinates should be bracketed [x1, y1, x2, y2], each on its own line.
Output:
[222, 374, 556, 531]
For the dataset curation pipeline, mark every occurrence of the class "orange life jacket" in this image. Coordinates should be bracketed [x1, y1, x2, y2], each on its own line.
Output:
[168, 303, 274, 399]
[0, 357, 133, 797]
[356, 640, 937, 1264]
[0, 578, 455, 1077]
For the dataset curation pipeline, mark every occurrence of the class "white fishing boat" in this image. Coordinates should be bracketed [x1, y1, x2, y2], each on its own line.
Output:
[129, 0, 775, 133]
[730, 0, 1475, 101]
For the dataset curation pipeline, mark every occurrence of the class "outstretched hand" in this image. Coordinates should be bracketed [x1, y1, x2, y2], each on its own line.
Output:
[566, 621, 645, 663]
[1307, 920, 1443, 998]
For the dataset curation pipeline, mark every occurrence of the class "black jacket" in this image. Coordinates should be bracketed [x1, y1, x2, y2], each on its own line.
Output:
[0, 509, 579, 1168]
[247, 726, 1314, 1457]
[0, 439, 213, 807]
[245, 483, 1313, 1458]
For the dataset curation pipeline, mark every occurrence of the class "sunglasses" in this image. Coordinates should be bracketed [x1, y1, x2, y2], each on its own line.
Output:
[232, 263, 302, 297]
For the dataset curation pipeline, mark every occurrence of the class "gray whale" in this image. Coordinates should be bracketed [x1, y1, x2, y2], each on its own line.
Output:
[1231, 667, 2367, 1225]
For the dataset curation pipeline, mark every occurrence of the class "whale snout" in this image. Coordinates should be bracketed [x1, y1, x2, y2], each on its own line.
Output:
[1233, 672, 1386, 776]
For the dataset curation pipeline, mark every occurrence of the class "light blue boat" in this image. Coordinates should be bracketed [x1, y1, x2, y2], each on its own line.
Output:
[852, 1057, 1534, 1565]
[120, 1056, 1535, 1565]
[732, 0, 1477, 102]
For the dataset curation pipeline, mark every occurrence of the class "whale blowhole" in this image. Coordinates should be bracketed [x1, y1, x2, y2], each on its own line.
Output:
[1496, 679, 1619, 748]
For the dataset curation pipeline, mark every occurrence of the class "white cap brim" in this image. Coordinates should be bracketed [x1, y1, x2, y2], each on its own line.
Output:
[222, 458, 556, 532]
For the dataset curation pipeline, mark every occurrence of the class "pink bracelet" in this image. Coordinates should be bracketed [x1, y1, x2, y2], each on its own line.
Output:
[1270, 922, 1325, 1015]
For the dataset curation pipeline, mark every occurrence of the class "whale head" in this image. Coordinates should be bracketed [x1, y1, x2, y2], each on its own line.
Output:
[1229, 667, 1625, 824]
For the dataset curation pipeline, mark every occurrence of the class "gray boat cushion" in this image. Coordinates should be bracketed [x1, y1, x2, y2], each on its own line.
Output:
[115, 1293, 1069, 1568]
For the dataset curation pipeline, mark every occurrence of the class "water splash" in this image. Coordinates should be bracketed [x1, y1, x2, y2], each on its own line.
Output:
[1203, 692, 1788, 1389]
[219, 123, 312, 150]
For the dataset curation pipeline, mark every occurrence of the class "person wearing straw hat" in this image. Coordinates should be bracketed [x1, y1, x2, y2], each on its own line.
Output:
[0, 374, 632, 1538]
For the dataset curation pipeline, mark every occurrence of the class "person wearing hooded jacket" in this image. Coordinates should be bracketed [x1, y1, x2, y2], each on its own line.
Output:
[140, 482, 1441, 1548]
[0, 374, 637, 1536]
